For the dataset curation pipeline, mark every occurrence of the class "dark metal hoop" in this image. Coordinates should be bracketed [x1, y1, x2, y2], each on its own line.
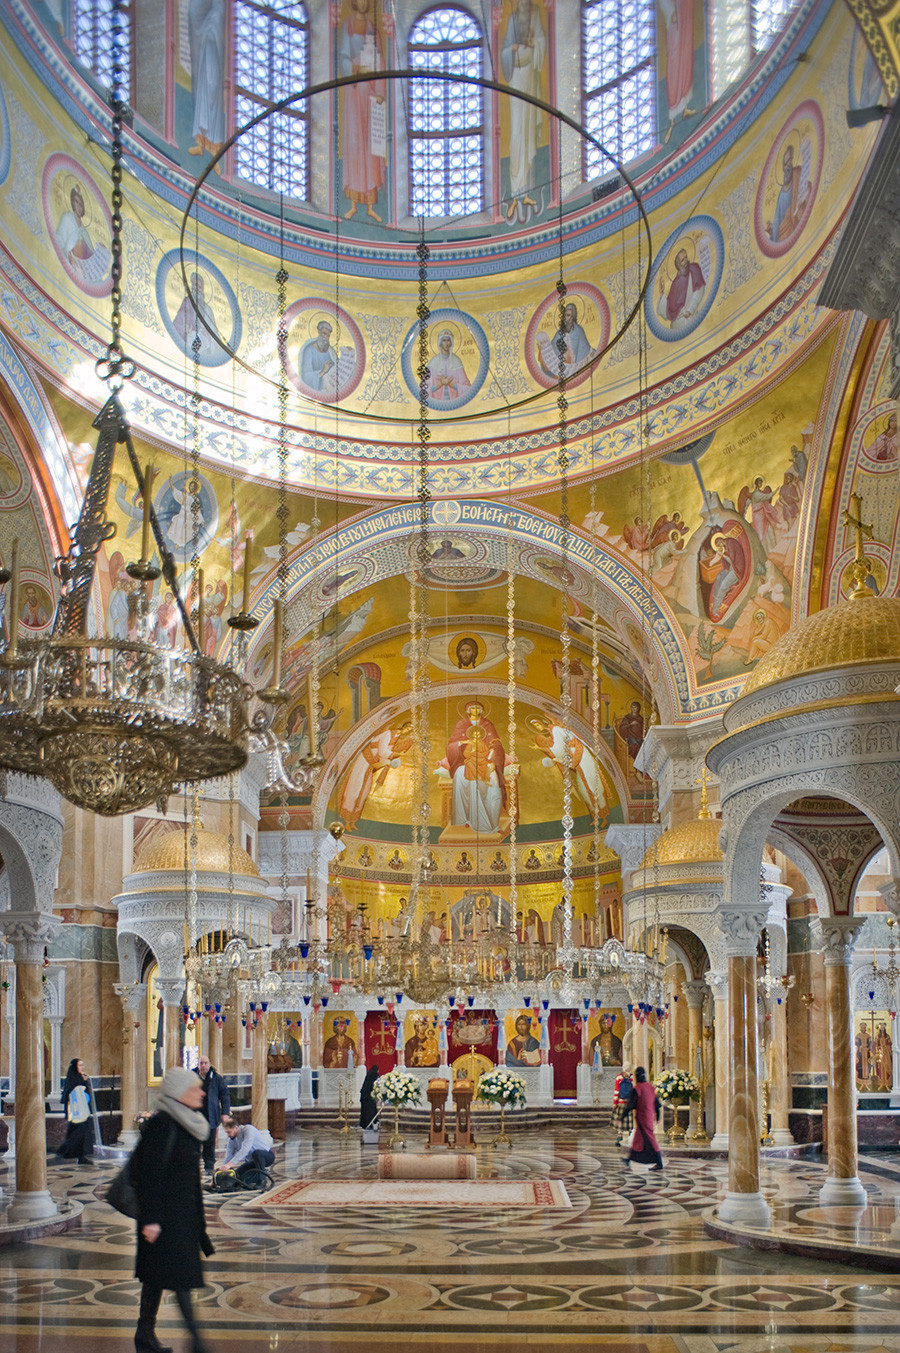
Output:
[178, 68, 652, 428]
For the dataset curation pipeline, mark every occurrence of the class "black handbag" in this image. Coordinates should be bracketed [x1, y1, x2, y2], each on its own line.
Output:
[106, 1160, 138, 1218]
[105, 1119, 176, 1219]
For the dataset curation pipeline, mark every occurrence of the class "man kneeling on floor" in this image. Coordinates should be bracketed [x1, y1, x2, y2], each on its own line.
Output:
[215, 1117, 275, 1188]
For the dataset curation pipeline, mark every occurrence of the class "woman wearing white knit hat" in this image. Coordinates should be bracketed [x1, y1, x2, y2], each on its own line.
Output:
[130, 1067, 215, 1353]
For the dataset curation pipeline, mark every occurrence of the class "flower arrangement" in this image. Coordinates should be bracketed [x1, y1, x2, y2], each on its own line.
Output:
[372, 1070, 423, 1108]
[655, 1068, 700, 1103]
[476, 1068, 527, 1109]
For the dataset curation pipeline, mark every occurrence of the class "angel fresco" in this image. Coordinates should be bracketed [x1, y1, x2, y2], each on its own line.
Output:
[338, 720, 414, 831]
[738, 477, 780, 552]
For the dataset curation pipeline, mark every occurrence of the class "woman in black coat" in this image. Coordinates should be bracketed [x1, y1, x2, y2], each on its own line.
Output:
[57, 1058, 93, 1163]
[359, 1065, 380, 1130]
[130, 1067, 214, 1353]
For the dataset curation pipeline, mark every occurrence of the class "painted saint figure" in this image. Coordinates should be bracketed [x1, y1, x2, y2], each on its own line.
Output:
[405, 1018, 439, 1067]
[428, 330, 471, 403]
[56, 184, 111, 286]
[445, 701, 506, 832]
[322, 1018, 358, 1069]
[339, 0, 386, 222]
[657, 247, 706, 329]
[187, 0, 226, 155]
[500, 0, 546, 218]
[536, 302, 592, 379]
[173, 273, 221, 361]
[300, 320, 340, 392]
[506, 1013, 540, 1067]
[766, 142, 810, 244]
[659, 0, 696, 143]
[868, 412, 898, 464]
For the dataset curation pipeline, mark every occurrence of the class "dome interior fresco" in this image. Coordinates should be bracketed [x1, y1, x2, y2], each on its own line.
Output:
[0, 0, 898, 861]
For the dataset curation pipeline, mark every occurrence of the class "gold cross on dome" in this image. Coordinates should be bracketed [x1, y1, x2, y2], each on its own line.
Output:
[841, 492, 875, 599]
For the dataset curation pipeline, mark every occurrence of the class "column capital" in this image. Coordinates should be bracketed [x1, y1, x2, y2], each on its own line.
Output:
[155, 977, 186, 1006]
[0, 911, 61, 964]
[705, 968, 728, 1000]
[812, 915, 867, 966]
[718, 906, 768, 958]
[681, 979, 708, 1010]
[879, 879, 900, 918]
[114, 981, 147, 1016]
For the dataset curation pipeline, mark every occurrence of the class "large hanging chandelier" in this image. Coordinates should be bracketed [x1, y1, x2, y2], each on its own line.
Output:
[0, 4, 295, 817]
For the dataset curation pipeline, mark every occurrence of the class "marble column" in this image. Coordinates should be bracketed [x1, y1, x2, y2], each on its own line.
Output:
[114, 983, 146, 1149]
[682, 980, 707, 1139]
[251, 1013, 268, 1132]
[2, 913, 60, 1221]
[156, 979, 185, 1074]
[705, 970, 728, 1150]
[767, 993, 794, 1146]
[717, 908, 770, 1227]
[208, 1016, 224, 1075]
[813, 916, 867, 1207]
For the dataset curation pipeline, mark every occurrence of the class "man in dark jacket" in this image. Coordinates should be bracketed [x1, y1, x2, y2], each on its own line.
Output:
[195, 1053, 231, 1176]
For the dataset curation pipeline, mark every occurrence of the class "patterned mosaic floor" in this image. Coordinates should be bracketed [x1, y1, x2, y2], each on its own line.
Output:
[1, 1128, 900, 1352]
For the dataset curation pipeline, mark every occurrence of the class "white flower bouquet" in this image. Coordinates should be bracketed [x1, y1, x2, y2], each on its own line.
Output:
[476, 1067, 527, 1109]
[655, 1068, 700, 1103]
[372, 1069, 423, 1108]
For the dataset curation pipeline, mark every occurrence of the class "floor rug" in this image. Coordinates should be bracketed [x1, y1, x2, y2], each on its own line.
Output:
[256, 1177, 571, 1208]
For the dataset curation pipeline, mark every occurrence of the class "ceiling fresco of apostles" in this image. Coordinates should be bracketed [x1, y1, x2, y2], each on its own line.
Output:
[0, 0, 898, 882]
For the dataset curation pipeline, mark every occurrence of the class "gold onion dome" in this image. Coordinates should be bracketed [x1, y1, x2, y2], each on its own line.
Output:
[639, 816, 723, 869]
[743, 595, 900, 695]
[134, 828, 260, 878]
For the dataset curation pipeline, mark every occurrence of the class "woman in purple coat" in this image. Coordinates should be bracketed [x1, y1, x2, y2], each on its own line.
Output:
[625, 1066, 664, 1172]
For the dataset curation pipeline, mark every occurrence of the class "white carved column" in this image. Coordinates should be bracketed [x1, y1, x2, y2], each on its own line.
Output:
[155, 978, 185, 1074]
[114, 983, 146, 1149]
[813, 916, 867, 1207]
[705, 969, 728, 1150]
[2, 913, 61, 1221]
[46, 1015, 64, 1111]
[682, 979, 707, 1137]
[766, 992, 794, 1147]
[716, 906, 770, 1228]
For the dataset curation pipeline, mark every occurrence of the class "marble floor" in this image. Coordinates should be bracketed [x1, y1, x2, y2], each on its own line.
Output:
[1, 1127, 900, 1352]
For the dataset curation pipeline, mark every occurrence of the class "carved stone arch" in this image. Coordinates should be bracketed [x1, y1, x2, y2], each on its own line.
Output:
[117, 930, 149, 987]
[719, 784, 801, 913]
[41, 966, 64, 1018]
[766, 826, 832, 918]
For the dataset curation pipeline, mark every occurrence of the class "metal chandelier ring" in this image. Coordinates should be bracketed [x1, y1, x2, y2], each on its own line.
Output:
[179, 68, 653, 427]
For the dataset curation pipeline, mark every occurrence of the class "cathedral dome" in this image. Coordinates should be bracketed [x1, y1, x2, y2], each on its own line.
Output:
[134, 829, 260, 878]
[743, 595, 900, 695]
[639, 816, 723, 868]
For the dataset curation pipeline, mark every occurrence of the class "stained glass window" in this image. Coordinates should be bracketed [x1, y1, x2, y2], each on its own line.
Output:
[712, 0, 797, 96]
[235, 0, 310, 199]
[408, 7, 484, 219]
[72, 0, 131, 98]
[582, 0, 654, 177]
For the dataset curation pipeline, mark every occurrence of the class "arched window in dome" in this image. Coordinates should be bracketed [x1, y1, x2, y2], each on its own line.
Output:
[408, 6, 485, 219]
[581, 0, 654, 178]
[72, 0, 131, 97]
[712, 0, 796, 95]
[234, 0, 310, 199]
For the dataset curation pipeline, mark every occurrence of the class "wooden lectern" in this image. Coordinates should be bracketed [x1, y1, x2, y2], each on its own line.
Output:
[426, 1078, 449, 1148]
[453, 1077, 475, 1149]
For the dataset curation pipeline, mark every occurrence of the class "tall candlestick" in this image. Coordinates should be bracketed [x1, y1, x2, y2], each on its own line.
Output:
[140, 465, 156, 563]
[196, 567, 205, 648]
[241, 533, 253, 614]
[7, 538, 19, 655]
[272, 599, 283, 688]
